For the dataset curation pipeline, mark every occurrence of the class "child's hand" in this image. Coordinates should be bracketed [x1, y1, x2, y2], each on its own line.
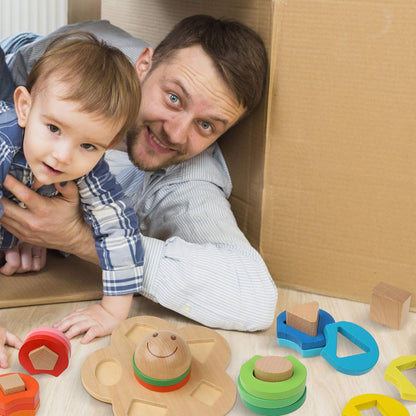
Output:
[0, 243, 47, 276]
[0, 326, 23, 368]
[54, 295, 133, 343]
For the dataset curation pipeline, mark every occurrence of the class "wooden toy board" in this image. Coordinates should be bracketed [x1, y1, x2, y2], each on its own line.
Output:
[81, 316, 236, 416]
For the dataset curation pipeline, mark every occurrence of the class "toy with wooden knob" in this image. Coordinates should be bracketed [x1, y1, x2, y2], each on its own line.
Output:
[133, 330, 192, 392]
[81, 316, 236, 416]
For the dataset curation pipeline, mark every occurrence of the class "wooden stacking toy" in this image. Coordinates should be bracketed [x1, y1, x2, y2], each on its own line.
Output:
[81, 316, 236, 416]
[277, 302, 379, 375]
[238, 355, 307, 415]
[18, 327, 71, 377]
[0, 373, 40, 416]
[133, 330, 192, 392]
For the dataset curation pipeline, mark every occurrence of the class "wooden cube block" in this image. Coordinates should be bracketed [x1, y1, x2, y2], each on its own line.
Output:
[369, 282, 411, 329]
[286, 301, 319, 337]
[0, 373, 25, 395]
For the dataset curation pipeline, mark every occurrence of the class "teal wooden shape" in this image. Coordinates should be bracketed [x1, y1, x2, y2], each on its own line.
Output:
[321, 321, 379, 375]
[240, 387, 307, 415]
[277, 337, 323, 357]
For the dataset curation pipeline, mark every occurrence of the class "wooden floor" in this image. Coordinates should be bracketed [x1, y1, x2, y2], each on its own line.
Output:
[0, 288, 415, 415]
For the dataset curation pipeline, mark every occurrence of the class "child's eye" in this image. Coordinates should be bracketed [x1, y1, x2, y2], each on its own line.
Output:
[47, 124, 60, 134]
[80, 143, 96, 151]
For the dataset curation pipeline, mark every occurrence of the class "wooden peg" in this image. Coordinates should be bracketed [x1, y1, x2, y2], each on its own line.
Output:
[254, 356, 294, 382]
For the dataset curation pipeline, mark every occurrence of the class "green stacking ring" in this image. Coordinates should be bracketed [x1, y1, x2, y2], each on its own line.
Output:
[239, 355, 307, 400]
[240, 387, 307, 416]
[238, 376, 305, 409]
[132, 353, 192, 387]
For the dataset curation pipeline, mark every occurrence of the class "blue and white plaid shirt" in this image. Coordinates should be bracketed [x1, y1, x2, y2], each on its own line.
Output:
[0, 101, 144, 296]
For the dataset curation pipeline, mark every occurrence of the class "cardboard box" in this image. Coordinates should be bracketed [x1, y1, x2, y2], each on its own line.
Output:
[264, 0, 416, 308]
[101, 0, 416, 310]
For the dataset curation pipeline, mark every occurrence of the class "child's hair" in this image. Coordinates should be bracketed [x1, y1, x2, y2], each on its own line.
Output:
[26, 31, 141, 146]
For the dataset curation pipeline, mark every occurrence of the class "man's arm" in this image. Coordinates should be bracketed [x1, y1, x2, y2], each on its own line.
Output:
[138, 179, 278, 332]
[0, 175, 99, 264]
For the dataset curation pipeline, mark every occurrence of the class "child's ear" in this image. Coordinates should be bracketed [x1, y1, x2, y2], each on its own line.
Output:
[134, 46, 154, 82]
[14, 86, 32, 128]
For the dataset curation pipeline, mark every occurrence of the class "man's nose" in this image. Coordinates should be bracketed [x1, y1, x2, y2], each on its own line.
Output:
[164, 114, 191, 145]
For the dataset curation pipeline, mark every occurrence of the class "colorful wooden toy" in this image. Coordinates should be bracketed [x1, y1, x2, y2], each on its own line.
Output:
[239, 356, 306, 401]
[369, 281, 411, 329]
[0, 373, 39, 416]
[133, 330, 192, 392]
[238, 355, 307, 415]
[385, 355, 416, 401]
[18, 327, 71, 377]
[81, 316, 236, 416]
[286, 301, 319, 337]
[342, 393, 409, 415]
[321, 321, 379, 375]
[276, 309, 335, 352]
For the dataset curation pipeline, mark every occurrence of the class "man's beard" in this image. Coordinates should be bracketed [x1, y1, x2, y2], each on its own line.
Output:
[126, 125, 182, 172]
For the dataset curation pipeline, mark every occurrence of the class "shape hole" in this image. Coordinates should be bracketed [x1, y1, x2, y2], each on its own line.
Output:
[336, 331, 366, 358]
[127, 399, 168, 416]
[187, 339, 215, 363]
[126, 324, 158, 344]
[402, 367, 416, 388]
[95, 360, 122, 386]
[360, 407, 384, 416]
[191, 381, 223, 406]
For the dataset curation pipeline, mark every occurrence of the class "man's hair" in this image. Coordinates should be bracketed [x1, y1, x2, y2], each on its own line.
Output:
[26, 31, 141, 145]
[151, 15, 268, 116]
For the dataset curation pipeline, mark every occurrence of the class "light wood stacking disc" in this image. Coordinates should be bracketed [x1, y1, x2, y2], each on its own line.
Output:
[254, 356, 294, 382]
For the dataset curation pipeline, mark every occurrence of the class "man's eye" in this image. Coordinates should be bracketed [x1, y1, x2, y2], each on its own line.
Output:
[47, 124, 60, 134]
[200, 121, 212, 131]
[168, 93, 180, 104]
[80, 143, 96, 151]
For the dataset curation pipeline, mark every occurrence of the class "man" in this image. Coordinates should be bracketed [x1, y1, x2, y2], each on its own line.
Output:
[0, 16, 277, 356]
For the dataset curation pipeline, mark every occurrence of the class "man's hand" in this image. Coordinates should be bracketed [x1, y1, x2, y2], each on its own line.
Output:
[0, 326, 23, 368]
[0, 243, 47, 275]
[0, 175, 98, 263]
[53, 295, 133, 344]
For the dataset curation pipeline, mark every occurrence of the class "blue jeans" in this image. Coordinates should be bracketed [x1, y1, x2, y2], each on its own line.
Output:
[0, 32, 42, 102]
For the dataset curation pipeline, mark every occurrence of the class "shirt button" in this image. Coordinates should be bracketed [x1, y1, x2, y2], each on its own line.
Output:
[183, 305, 191, 313]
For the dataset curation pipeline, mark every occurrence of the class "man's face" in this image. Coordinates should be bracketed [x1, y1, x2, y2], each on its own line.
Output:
[127, 45, 246, 171]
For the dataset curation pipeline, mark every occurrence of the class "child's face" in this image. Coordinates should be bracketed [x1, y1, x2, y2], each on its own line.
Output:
[15, 78, 122, 188]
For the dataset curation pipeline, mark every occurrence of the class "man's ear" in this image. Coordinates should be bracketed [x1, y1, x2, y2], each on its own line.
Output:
[134, 46, 154, 82]
[14, 86, 32, 128]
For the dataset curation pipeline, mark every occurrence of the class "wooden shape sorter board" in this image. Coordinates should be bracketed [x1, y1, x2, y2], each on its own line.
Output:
[81, 316, 236, 416]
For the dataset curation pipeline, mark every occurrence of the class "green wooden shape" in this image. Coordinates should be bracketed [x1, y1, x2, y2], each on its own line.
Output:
[239, 355, 306, 400]
[238, 376, 305, 408]
[240, 387, 307, 415]
[132, 353, 191, 387]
